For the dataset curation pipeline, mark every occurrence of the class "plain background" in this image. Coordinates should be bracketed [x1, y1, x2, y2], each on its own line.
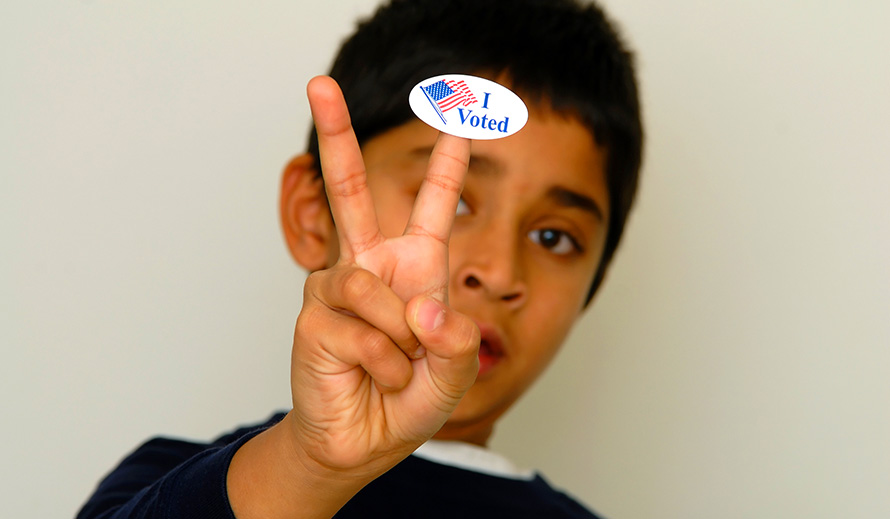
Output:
[3, 1, 889, 517]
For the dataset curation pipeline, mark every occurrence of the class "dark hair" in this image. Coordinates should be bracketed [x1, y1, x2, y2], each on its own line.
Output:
[308, 0, 643, 305]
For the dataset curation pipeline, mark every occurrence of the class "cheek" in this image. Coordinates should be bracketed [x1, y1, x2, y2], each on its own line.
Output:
[524, 268, 591, 343]
[514, 295, 578, 391]
[529, 293, 579, 344]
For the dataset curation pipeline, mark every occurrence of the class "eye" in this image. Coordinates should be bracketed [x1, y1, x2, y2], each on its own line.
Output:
[455, 197, 471, 216]
[528, 229, 580, 255]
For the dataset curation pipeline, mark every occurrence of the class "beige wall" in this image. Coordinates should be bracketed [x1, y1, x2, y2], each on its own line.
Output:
[3, 1, 888, 517]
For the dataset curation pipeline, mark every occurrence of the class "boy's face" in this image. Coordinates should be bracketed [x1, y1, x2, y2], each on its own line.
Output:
[316, 106, 609, 444]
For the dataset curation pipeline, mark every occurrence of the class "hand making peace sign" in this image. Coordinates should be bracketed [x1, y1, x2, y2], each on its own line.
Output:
[227, 77, 481, 519]
[286, 76, 481, 479]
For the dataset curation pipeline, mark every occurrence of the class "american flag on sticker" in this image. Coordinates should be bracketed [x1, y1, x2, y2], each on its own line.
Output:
[419, 79, 478, 124]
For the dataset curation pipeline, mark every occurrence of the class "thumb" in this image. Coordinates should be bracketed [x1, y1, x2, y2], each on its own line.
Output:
[406, 297, 480, 395]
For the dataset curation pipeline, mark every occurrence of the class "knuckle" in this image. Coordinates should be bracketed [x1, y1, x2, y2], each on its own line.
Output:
[296, 274, 336, 339]
[327, 168, 367, 198]
[359, 328, 393, 363]
[341, 268, 379, 303]
[303, 270, 322, 294]
[294, 305, 319, 343]
[423, 170, 463, 195]
[433, 142, 470, 173]
[347, 230, 385, 256]
[303, 268, 335, 303]
[403, 223, 449, 246]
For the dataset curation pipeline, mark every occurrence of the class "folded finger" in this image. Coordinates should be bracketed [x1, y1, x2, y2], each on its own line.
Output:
[314, 267, 423, 359]
[297, 303, 413, 392]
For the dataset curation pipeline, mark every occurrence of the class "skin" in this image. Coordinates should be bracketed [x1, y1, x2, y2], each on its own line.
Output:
[359, 109, 610, 445]
[227, 76, 610, 519]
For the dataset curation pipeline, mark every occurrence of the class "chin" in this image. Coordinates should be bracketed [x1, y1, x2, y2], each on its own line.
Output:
[443, 383, 511, 434]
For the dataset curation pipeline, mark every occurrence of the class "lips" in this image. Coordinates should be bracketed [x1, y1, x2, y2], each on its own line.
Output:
[474, 322, 505, 378]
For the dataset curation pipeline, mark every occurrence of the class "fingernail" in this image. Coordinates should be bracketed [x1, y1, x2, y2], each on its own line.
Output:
[417, 298, 445, 332]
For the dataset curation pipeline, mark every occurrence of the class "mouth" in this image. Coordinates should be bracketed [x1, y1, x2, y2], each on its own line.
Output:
[475, 322, 505, 378]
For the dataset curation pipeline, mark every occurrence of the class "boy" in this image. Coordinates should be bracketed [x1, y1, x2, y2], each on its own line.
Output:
[78, 0, 642, 517]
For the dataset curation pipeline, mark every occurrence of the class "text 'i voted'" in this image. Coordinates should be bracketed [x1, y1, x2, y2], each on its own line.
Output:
[409, 74, 528, 140]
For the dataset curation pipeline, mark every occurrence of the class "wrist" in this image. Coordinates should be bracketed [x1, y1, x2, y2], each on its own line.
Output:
[227, 412, 371, 519]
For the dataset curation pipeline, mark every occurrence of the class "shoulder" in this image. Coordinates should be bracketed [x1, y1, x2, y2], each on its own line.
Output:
[77, 412, 287, 519]
[113, 412, 287, 470]
[529, 472, 605, 519]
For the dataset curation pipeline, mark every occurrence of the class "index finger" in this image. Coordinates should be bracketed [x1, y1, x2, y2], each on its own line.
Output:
[307, 76, 382, 260]
[403, 132, 471, 243]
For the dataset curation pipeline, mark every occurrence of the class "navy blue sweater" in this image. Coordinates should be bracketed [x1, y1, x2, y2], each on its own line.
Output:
[78, 413, 600, 518]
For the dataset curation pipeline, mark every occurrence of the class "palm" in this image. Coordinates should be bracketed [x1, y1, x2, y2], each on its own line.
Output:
[355, 235, 449, 302]
[292, 76, 474, 471]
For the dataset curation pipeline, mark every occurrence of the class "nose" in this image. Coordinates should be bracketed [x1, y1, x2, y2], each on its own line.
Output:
[452, 225, 527, 308]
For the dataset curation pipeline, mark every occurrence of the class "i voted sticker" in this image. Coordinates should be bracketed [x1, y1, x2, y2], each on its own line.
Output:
[408, 74, 528, 140]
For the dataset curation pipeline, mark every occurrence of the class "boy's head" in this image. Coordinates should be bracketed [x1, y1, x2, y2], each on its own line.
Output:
[282, 0, 641, 444]
[308, 0, 643, 305]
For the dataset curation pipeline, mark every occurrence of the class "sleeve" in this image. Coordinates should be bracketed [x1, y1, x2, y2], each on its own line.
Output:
[76, 420, 275, 519]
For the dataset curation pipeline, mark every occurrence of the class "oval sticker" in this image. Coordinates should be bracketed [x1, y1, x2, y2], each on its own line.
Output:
[408, 74, 528, 140]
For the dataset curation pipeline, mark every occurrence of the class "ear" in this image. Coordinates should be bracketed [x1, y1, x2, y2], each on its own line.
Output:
[279, 154, 337, 271]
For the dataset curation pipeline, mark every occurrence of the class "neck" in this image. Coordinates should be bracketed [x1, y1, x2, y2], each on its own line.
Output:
[431, 422, 494, 447]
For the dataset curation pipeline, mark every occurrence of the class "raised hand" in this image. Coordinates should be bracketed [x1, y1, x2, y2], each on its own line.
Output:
[231, 75, 480, 518]
[227, 77, 480, 519]
[287, 76, 480, 477]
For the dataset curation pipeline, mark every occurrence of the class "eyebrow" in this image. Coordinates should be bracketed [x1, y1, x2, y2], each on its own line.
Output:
[409, 146, 604, 220]
[546, 186, 605, 222]
[409, 146, 499, 173]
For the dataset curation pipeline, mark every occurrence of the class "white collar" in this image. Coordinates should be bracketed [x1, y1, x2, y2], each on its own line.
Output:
[412, 439, 536, 481]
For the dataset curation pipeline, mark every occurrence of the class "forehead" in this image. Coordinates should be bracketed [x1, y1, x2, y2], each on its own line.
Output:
[362, 105, 609, 216]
